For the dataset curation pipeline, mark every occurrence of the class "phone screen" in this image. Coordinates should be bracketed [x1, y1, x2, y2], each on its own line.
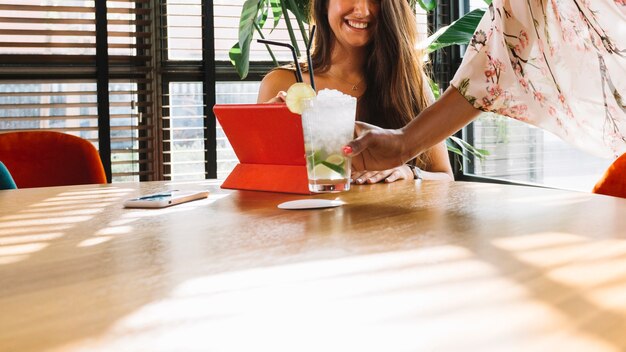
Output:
[137, 193, 172, 201]
[124, 190, 209, 208]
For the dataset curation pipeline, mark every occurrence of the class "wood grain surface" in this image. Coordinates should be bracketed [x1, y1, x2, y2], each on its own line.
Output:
[1, 180, 626, 352]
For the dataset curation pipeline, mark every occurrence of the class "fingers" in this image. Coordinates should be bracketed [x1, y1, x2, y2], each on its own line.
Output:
[351, 170, 393, 184]
[351, 166, 411, 185]
[345, 131, 373, 158]
[351, 170, 369, 184]
[383, 168, 405, 183]
[354, 121, 378, 135]
[366, 170, 392, 184]
[351, 171, 379, 184]
[345, 122, 380, 157]
[264, 91, 287, 104]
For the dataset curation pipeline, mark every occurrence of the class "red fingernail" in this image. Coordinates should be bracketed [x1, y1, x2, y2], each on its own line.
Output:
[343, 146, 353, 155]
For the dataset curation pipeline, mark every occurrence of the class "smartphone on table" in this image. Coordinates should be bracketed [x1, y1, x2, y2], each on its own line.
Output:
[123, 190, 209, 208]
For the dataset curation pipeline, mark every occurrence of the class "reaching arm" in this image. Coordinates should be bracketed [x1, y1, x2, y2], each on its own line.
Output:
[346, 86, 481, 171]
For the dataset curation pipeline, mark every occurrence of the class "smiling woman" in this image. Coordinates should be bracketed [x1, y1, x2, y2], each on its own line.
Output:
[258, 0, 455, 184]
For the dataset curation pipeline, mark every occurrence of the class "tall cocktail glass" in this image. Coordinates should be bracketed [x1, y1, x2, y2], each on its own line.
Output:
[300, 89, 357, 193]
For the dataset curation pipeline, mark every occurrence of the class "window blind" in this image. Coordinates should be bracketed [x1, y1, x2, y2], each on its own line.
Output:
[0, 0, 156, 182]
[158, 1, 208, 180]
[107, 0, 156, 181]
[161, 0, 203, 61]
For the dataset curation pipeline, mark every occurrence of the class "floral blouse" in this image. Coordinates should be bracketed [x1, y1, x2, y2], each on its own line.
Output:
[450, 0, 626, 158]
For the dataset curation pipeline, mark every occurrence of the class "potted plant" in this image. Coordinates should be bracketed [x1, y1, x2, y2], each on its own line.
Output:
[229, 0, 491, 162]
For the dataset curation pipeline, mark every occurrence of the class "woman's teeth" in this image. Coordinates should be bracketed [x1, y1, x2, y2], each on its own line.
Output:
[347, 20, 368, 29]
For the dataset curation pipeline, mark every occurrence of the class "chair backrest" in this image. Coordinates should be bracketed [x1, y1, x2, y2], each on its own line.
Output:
[0, 131, 107, 188]
[593, 153, 626, 198]
[0, 160, 17, 190]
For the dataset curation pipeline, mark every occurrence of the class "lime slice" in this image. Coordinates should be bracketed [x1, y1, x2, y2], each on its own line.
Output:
[312, 163, 344, 180]
[285, 83, 316, 114]
[306, 150, 325, 170]
[313, 150, 324, 164]
[320, 161, 345, 176]
[325, 154, 345, 167]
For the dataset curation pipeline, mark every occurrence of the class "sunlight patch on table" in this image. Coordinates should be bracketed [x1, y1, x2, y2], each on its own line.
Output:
[0, 216, 95, 229]
[95, 226, 133, 236]
[52, 242, 617, 352]
[76, 225, 133, 247]
[0, 242, 49, 257]
[493, 232, 626, 316]
[0, 254, 28, 265]
[27, 199, 118, 208]
[491, 232, 607, 267]
[548, 255, 626, 292]
[23, 188, 130, 209]
[0, 224, 71, 236]
[507, 193, 590, 207]
[0, 208, 104, 221]
[60, 188, 135, 196]
[0, 232, 64, 246]
[108, 218, 140, 227]
[19, 204, 113, 214]
[78, 236, 113, 248]
[492, 232, 588, 252]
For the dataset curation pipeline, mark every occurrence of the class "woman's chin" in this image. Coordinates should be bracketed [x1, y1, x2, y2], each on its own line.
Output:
[348, 40, 372, 49]
[338, 35, 372, 49]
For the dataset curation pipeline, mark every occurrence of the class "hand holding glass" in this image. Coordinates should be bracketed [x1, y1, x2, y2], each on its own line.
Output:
[301, 90, 357, 193]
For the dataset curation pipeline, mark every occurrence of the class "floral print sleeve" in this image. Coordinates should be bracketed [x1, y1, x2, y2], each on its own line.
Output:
[450, 0, 626, 158]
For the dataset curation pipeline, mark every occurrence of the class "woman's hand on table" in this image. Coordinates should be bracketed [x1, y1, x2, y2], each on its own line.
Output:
[351, 165, 413, 185]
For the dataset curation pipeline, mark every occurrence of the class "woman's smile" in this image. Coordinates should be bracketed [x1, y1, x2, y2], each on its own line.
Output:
[327, 0, 380, 48]
[345, 19, 369, 30]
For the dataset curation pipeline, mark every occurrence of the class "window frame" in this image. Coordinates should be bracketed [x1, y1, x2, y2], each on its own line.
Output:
[160, 0, 277, 180]
[0, 0, 156, 182]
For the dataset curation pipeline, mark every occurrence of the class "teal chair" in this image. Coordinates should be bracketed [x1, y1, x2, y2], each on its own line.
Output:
[0, 161, 17, 190]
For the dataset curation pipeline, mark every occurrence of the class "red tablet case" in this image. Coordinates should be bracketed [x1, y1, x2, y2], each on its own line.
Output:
[213, 103, 311, 194]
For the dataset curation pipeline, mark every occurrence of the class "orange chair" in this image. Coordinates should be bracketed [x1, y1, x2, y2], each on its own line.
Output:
[0, 131, 107, 188]
[592, 153, 626, 198]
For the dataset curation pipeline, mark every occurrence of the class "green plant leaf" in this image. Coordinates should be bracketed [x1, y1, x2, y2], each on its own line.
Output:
[448, 135, 489, 161]
[269, 0, 282, 30]
[286, 0, 309, 46]
[257, 0, 269, 29]
[483, 0, 492, 4]
[229, 43, 249, 79]
[423, 8, 485, 54]
[279, 0, 301, 56]
[292, 0, 310, 22]
[445, 142, 465, 159]
[236, 0, 262, 79]
[416, 0, 437, 11]
[428, 78, 441, 100]
[238, 0, 260, 50]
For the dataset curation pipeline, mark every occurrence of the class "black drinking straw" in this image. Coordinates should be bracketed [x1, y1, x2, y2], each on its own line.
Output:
[306, 25, 317, 91]
[257, 39, 303, 83]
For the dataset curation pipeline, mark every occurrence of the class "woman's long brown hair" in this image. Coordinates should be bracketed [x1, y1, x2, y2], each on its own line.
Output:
[309, 0, 430, 131]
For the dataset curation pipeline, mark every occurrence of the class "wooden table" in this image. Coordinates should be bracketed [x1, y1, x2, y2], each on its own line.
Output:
[2, 180, 626, 352]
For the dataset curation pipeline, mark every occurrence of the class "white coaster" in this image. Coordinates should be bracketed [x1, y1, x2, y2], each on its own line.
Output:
[278, 199, 345, 210]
